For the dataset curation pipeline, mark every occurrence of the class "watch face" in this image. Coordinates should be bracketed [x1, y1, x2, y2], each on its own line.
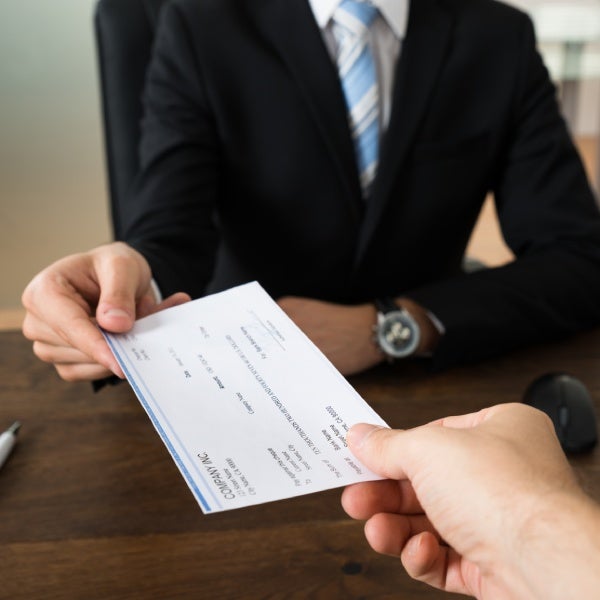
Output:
[378, 311, 420, 358]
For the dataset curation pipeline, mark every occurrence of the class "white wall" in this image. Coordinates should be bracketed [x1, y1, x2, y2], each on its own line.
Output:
[0, 0, 110, 308]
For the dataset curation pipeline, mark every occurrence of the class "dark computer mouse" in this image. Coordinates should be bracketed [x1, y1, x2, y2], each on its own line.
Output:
[523, 373, 598, 454]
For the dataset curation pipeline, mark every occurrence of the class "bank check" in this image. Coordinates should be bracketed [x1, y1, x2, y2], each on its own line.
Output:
[104, 282, 388, 513]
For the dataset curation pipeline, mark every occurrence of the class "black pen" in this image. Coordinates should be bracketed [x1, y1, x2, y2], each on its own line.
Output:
[0, 422, 20, 470]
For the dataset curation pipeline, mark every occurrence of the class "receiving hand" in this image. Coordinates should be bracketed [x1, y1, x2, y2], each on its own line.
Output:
[22, 242, 190, 381]
[342, 403, 593, 599]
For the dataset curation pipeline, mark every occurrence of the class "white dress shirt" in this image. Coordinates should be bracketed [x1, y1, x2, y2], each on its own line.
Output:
[308, 0, 409, 129]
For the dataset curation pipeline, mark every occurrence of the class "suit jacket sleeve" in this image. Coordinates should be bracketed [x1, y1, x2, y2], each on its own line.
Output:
[408, 14, 600, 370]
[121, 1, 220, 298]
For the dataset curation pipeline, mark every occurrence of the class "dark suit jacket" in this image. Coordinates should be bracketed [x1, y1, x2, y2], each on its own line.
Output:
[123, 0, 600, 370]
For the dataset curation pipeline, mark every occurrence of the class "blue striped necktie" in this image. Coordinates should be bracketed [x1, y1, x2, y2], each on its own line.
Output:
[333, 0, 380, 197]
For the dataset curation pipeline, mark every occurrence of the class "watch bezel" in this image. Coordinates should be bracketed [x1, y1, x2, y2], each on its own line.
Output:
[376, 309, 420, 359]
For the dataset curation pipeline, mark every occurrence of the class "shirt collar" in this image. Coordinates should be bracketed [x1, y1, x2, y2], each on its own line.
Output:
[308, 0, 409, 39]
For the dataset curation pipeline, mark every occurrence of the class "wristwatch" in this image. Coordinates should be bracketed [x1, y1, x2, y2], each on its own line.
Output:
[373, 298, 421, 360]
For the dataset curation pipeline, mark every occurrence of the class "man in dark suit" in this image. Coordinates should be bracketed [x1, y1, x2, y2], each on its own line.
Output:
[22, 0, 600, 382]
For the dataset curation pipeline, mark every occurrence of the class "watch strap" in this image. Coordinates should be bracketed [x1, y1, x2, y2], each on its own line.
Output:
[374, 297, 400, 315]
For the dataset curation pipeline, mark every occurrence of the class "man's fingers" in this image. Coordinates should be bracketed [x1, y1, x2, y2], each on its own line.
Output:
[21, 243, 152, 380]
[32, 340, 99, 365]
[149, 292, 191, 315]
[24, 280, 121, 376]
[55, 361, 115, 382]
[22, 312, 62, 345]
[24, 300, 122, 378]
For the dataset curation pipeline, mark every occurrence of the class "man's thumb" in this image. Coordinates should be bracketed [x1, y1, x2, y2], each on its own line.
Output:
[96, 293, 137, 332]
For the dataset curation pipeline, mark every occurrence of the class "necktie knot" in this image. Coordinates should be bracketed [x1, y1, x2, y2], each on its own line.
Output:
[334, 0, 379, 35]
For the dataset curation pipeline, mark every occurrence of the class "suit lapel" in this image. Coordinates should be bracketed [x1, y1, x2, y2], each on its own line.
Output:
[355, 0, 455, 264]
[250, 0, 363, 223]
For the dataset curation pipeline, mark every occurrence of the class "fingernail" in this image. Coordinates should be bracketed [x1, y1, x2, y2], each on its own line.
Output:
[103, 308, 131, 320]
[406, 535, 421, 558]
[98, 345, 124, 379]
[347, 423, 385, 450]
[109, 357, 123, 377]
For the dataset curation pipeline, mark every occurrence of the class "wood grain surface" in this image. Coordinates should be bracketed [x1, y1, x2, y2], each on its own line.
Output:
[2, 329, 600, 599]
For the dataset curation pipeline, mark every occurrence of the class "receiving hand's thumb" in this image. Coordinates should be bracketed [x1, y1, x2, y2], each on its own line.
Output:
[347, 423, 411, 480]
[347, 423, 388, 452]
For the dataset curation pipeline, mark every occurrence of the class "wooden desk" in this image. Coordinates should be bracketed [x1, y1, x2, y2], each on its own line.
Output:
[2, 329, 600, 599]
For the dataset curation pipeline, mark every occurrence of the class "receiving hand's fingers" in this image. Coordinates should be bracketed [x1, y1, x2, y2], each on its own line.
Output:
[363, 513, 477, 597]
[401, 532, 479, 597]
[364, 512, 440, 557]
[425, 405, 503, 430]
[342, 479, 422, 519]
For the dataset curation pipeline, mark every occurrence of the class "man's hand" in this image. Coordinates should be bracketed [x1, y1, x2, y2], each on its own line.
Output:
[22, 242, 190, 382]
[277, 297, 383, 375]
[277, 296, 440, 375]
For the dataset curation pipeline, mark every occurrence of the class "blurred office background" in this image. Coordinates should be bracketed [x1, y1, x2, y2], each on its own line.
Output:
[1, 0, 599, 328]
[0, 0, 110, 326]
